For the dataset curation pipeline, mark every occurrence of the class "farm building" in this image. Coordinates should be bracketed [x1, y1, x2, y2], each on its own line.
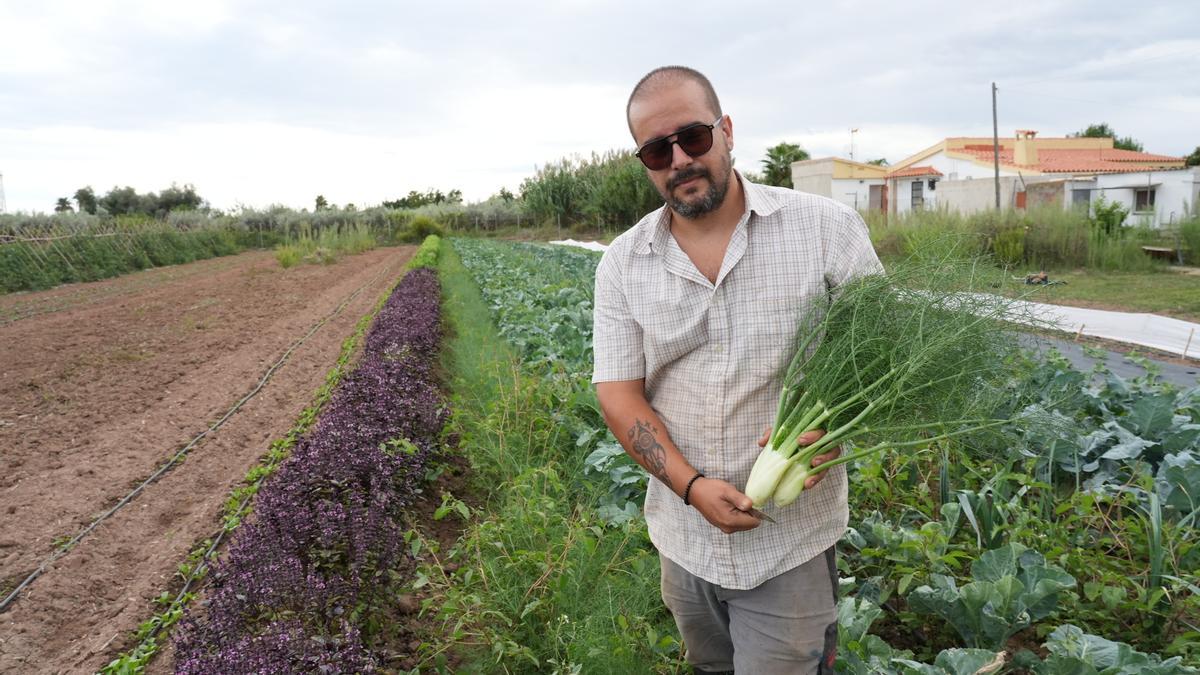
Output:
[792, 130, 1197, 227]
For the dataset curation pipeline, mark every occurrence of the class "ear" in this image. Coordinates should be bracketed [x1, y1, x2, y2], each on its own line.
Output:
[720, 115, 734, 151]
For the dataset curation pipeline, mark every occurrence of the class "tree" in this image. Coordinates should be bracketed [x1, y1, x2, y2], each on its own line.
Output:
[497, 187, 515, 202]
[315, 195, 329, 211]
[760, 142, 810, 188]
[1185, 146, 1200, 167]
[155, 183, 203, 215]
[866, 158, 889, 166]
[100, 186, 146, 216]
[54, 197, 74, 213]
[1072, 123, 1144, 152]
[74, 186, 98, 214]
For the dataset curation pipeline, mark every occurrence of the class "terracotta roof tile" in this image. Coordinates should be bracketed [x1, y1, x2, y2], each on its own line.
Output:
[951, 147, 1182, 174]
[887, 165, 943, 178]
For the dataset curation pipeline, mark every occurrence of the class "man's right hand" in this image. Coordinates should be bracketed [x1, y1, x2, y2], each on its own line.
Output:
[687, 477, 762, 534]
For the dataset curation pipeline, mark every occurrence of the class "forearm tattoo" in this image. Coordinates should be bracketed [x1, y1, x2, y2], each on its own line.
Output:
[628, 419, 671, 489]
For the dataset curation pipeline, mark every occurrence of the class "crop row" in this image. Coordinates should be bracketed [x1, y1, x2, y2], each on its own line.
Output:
[444, 238, 1198, 672]
[171, 264, 447, 673]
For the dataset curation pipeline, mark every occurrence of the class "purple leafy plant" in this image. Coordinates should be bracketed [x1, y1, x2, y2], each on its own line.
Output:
[174, 268, 446, 674]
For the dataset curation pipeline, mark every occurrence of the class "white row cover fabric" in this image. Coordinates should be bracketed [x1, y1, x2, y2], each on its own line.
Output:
[549, 239, 1200, 360]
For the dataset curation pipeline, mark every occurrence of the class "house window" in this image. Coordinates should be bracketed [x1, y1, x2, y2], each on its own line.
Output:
[1071, 189, 1090, 208]
[911, 180, 924, 210]
[1134, 188, 1155, 212]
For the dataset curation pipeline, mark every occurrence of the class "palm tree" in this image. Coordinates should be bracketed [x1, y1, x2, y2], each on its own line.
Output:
[761, 142, 810, 188]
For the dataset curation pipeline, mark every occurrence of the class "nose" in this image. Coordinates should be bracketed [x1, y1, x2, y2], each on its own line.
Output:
[670, 140, 693, 170]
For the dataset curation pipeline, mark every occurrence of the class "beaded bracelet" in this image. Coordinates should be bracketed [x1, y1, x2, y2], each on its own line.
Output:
[682, 472, 705, 506]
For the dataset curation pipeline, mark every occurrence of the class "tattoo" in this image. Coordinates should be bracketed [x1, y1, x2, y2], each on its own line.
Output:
[628, 419, 671, 489]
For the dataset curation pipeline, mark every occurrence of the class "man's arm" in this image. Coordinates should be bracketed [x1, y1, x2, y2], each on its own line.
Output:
[596, 380, 760, 534]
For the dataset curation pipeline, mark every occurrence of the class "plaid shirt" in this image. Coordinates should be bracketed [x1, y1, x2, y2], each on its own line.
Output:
[592, 175, 883, 589]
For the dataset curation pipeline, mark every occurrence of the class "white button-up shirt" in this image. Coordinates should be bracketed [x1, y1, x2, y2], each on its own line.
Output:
[592, 176, 883, 589]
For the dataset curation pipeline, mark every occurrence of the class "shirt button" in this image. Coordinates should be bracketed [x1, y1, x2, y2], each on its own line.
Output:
[714, 343, 724, 353]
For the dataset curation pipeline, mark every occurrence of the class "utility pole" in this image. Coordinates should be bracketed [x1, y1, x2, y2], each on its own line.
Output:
[850, 128, 859, 161]
[991, 83, 1000, 210]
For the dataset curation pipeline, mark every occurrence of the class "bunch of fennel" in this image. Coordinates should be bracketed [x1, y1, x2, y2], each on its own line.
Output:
[745, 254, 1031, 509]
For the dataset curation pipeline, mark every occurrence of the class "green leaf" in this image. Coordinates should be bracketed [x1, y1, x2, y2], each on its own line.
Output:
[1127, 394, 1177, 438]
[1099, 421, 1155, 460]
[932, 648, 1004, 675]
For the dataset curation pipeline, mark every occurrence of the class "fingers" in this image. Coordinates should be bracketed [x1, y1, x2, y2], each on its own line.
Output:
[693, 479, 760, 533]
[717, 503, 761, 533]
[757, 427, 770, 447]
[796, 429, 826, 445]
[805, 445, 842, 489]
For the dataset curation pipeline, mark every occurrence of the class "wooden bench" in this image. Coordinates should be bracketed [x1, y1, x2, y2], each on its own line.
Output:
[1141, 246, 1179, 262]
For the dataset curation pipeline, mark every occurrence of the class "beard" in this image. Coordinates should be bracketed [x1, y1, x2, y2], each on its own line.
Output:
[660, 152, 732, 219]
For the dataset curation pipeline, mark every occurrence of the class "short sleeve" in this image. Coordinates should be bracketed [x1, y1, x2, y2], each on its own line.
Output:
[591, 247, 645, 383]
[825, 205, 884, 289]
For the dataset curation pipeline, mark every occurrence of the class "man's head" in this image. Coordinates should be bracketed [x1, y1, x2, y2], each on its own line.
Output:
[627, 66, 735, 220]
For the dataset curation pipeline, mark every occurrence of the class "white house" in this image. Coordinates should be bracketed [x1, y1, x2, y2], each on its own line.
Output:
[887, 130, 1191, 226]
[794, 130, 1194, 227]
[791, 157, 888, 211]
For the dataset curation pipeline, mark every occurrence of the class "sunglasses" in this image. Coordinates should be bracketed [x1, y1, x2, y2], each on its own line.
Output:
[635, 116, 724, 171]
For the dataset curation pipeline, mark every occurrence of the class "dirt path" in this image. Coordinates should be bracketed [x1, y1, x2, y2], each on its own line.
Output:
[0, 247, 413, 673]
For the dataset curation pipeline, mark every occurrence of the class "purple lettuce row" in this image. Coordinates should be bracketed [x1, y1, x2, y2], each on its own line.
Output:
[174, 268, 446, 674]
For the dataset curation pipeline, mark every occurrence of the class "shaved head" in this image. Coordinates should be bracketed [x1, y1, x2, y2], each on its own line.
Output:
[626, 66, 723, 137]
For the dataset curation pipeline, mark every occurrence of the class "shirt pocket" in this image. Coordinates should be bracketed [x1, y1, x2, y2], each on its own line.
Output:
[746, 295, 807, 379]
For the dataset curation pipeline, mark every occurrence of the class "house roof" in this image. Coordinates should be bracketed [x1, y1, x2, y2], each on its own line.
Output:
[887, 165, 943, 178]
[950, 146, 1183, 174]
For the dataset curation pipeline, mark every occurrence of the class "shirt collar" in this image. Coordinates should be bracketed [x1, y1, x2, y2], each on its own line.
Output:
[633, 171, 785, 256]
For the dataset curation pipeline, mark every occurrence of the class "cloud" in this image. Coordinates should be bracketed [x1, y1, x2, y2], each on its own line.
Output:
[2, 0, 1198, 213]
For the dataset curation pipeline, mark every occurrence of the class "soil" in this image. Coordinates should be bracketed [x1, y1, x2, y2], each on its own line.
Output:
[0, 247, 413, 673]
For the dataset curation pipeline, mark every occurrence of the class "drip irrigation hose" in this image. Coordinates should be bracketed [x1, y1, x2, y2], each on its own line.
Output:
[0, 255, 401, 614]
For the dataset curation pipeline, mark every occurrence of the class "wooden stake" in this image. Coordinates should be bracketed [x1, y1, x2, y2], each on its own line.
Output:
[1184, 327, 1195, 359]
[1074, 323, 1085, 342]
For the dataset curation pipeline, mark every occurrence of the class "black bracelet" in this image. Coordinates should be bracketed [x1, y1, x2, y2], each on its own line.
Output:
[682, 472, 705, 506]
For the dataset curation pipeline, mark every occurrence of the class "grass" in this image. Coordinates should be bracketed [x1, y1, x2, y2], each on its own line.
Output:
[1002, 267, 1200, 323]
[274, 223, 376, 268]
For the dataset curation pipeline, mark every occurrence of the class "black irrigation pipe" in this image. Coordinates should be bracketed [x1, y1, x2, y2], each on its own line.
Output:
[0, 256, 401, 614]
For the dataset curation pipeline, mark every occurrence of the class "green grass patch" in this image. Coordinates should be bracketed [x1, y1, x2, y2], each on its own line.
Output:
[272, 222, 377, 268]
[1003, 268, 1200, 323]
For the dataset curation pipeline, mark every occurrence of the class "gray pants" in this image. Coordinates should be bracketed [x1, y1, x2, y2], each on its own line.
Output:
[659, 548, 838, 675]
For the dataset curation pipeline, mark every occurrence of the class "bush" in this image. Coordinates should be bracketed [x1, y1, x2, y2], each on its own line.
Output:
[1180, 216, 1200, 266]
[397, 215, 444, 243]
[404, 234, 440, 270]
[992, 226, 1026, 267]
[275, 245, 302, 268]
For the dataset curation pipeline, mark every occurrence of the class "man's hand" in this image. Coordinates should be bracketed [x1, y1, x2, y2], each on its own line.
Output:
[757, 427, 841, 490]
[686, 477, 762, 534]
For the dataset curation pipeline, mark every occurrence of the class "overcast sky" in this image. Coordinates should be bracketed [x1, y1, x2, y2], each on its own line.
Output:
[2, 0, 1198, 214]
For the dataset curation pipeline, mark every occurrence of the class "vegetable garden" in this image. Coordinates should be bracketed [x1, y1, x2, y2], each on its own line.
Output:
[412, 238, 1199, 673]
[3, 233, 1197, 673]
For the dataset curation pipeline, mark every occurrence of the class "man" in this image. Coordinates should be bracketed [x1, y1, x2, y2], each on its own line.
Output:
[591, 66, 882, 674]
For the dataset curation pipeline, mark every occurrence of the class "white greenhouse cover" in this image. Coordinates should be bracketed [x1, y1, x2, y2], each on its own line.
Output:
[548, 239, 1200, 360]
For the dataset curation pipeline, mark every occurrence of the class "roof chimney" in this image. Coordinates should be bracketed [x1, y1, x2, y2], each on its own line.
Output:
[1014, 129, 1038, 166]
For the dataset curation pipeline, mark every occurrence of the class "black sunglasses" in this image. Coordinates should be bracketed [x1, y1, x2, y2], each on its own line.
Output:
[635, 116, 724, 171]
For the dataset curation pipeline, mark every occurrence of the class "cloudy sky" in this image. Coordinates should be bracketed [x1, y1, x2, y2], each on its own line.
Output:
[2, 0, 1198, 214]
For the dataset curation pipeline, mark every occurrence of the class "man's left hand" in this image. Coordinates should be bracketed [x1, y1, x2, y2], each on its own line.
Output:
[757, 428, 841, 490]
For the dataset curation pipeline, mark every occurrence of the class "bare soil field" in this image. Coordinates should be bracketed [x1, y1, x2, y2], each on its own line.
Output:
[0, 247, 413, 673]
